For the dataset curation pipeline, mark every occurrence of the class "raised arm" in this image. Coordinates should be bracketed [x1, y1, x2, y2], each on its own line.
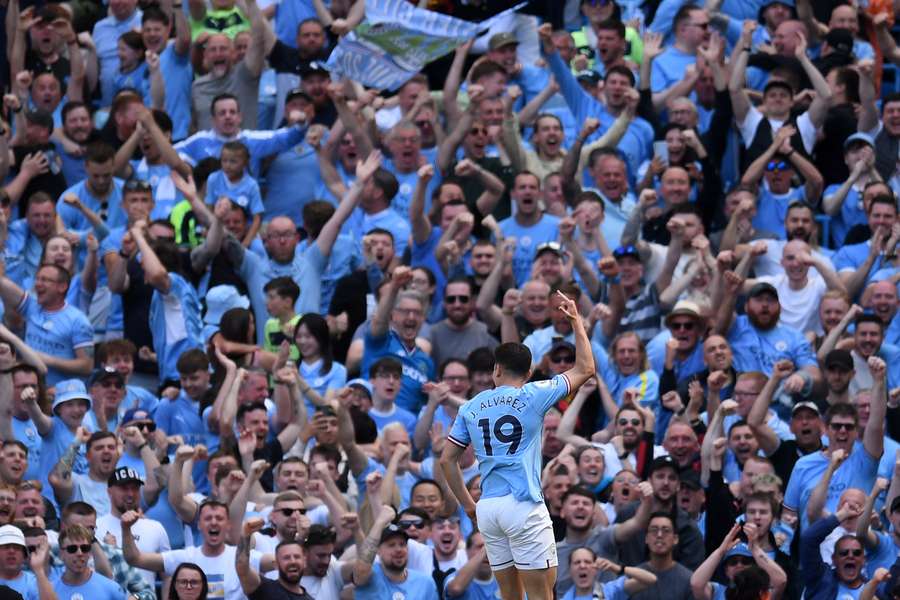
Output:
[856, 478, 889, 549]
[795, 32, 833, 129]
[317, 150, 380, 258]
[806, 449, 845, 524]
[691, 524, 742, 600]
[817, 304, 861, 363]
[121, 509, 165, 573]
[442, 41, 472, 130]
[409, 164, 434, 245]
[131, 220, 170, 293]
[146, 50, 165, 109]
[865, 356, 887, 459]
[352, 505, 396, 586]
[236, 517, 264, 595]
[369, 265, 410, 339]
[747, 361, 792, 455]
[242, 0, 272, 77]
[559, 291, 596, 390]
[167, 445, 201, 523]
[728, 20, 756, 125]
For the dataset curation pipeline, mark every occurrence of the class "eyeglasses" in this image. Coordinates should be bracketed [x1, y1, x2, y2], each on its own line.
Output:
[648, 527, 673, 536]
[829, 422, 855, 431]
[100, 380, 124, 389]
[175, 579, 203, 589]
[550, 354, 575, 364]
[618, 418, 641, 426]
[398, 519, 426, 530]
[64, 544, 92, 554]
[469, 127, 488, 136]
[278, 507, 307, 516]
[669, 321, 695, 331]
[837, 548, 864, 557]
[766, 161, 789, 172]
[124, 179, 152, 192]
[726, 556, 754, 566]
[445, 295, 470, 304]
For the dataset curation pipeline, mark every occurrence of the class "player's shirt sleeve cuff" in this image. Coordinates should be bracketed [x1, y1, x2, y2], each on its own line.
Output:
[447, 435, 468, 449]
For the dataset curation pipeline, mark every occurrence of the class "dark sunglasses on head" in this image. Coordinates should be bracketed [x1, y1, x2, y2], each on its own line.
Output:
[618, 418, 641, 426]
[445, 295, 470, 305]
[279, 507, 307, 516]
[837, 548, 863, 557]
[124, 179, 152, 192]
[766, 161, 789, 172]
[829, 422, 855, 431]
[399, 519, 426, 530]
[64, 544, 92, 554]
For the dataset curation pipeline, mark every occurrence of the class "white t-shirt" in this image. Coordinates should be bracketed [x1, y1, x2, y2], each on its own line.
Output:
[754, 240, 834, 278]
[161, 545, 263, 600]
[300, 557, 345, 600]
[71, 474, 111, 516]
[757, 273, 827, 334]
[96, 513, 171, 587]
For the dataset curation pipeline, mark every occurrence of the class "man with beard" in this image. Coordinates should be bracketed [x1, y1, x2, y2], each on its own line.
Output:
[668, 334, 736, 409]
[834, 196, 899, 299]
[268, 19, 331, 127]
[124, 500, 272, 599]
[715, 275, 821, 394]
[649, 300, 707, 387]
[7, 110, 67, 207]
[189, 0, 269, 131]
[57, 102, 99, 186]
[52, 524, 124, 599]
[238, 519, 313, 600]
[300, 524, 352, 600]
[445, 531, 499, 599]
[56, 142, 128, 232]
[362, 266, 435, 413]
[233, 401, 303, 492]
[615, 456, 705, 570]
[554, 483, 654, 596]
[800, 500, 867, 600]
[522, 283, 595, 366]
[0, 524, 54, 600]
[49, 431, 118, 514]
[353, 506, 439, 600]
[748, 360, 825, 483]
[821, 349, 855, 407]
[429, 278, 498, 366]
[630, 513, 694, 600]
[784, 357, 886, 531]
[3, 194, 59, 288]
[96, 467, 169, 587]
[821, 311, 900, 393]
[498, 172, 561, 287]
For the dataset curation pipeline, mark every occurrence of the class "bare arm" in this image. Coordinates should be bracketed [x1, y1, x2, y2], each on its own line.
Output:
[409, 165, 434, 245]
[121, 511, 165, 572]
[728, 22, 755, 124]
[352, 506, 395, 586]
[864, 357, 887, 459]
[235, 520, 263, 595]
[131, 222, 170, 293]
[242, 0, 269, 77]
[807, 452, 842, 523]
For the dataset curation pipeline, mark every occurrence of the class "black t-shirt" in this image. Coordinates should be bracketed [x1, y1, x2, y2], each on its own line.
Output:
[268, 41, 330, 76]
[769, 439, 820, 485]
[253, 439, 284, 492]
[25, 50, 70, 84]
[248, 579, 313, 600]
[12, 144, 67, 215]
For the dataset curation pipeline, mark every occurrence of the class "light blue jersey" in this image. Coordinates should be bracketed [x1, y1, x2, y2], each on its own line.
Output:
[497, 214, 561, 287]
[174, 125, 306, 177]
[57, 179, 128, 233]
[448, 374, 571, 503]
[17, 295, 94, 386]
[52, 570, 125, 600]
[148, 273, 203, 383]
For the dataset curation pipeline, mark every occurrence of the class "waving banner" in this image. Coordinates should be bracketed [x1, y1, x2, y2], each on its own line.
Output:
[325, 0, 525, 90]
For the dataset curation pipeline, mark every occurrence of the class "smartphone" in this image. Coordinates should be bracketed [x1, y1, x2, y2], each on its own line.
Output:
[653, 141, 669, 166]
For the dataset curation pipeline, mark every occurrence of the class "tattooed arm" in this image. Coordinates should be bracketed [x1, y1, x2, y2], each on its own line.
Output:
[352, 504, 397, 586]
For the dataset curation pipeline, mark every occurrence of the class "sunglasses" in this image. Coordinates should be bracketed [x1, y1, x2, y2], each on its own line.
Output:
[829, 422, 855, 431]
[726, 556, 754, 566]
[766, 161, 789, 172]
[469, 127, 488, 136]
[278, 507, 307, 517]
[445, 295, 470, 304]
[100, 380, 124, 389]
[837, 548, 863, 557]
[399, 519, 426, 530]
[670, 321, 695, 331]
[132, 421, 156, 432]
[64, 544, 92, 554]
[124, 179, 152, 192]
[618, 418, 641, 426]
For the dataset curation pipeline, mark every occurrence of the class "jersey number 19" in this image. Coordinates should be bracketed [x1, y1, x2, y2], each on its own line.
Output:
[478, 415, 524, 456]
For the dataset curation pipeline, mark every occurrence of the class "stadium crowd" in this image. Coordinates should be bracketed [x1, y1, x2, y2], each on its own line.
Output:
[4, 0, 900, 598]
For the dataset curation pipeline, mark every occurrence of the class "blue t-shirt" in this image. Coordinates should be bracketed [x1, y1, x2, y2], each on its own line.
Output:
[17, 294, 93, 386]
[57, 179, 128, 233]
[205, 170, 264, 216]
[646, 329, 706, 383]
[867, 530, 900, 575]
[3, 220, 44, 288]
[297, 358, 347, 415]
[449, 374, 571, 503]
[113, 61, 151, 104]
[0, 571, 38, 600]
[12, 416, 43, 481]
[497, 214, 561, 287]
[39, 417, 91, 504]
[833, 241, 888, 287]
[342, 206, 412, 256]
[159, 43, 193, 141]
[383, 156, 440, 217]
[825, 185, 867, 247]
[354, 456, 419, 509]
[650, 47, 697, 93]
[355, 562, 439, 600]
[175, 125, 306, 177]
[727, 315, 817, 376]
[752, 185, 806, 239]
[784, 442, 878, 530]
[92, 10, 144, 107]
[149, 273, 203, 383]
[362, 329, 435, 414]
[295, 235, 359, 314]
[443, 573, 499, 600]
[130, 159, 183, 219]
[368, 404, 418, 438]
[263, 141, 327, 223]
[559, 577, 628, 600]
[52, 571, 125, 600]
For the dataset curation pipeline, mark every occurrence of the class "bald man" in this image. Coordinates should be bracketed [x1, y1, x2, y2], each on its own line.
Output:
[865, 280, 900, 346]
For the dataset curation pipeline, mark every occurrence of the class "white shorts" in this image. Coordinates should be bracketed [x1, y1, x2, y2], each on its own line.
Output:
[476, 495, 558, 571]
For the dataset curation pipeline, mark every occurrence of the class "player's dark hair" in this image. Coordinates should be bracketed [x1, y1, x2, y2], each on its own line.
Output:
[493, 343, 532, 378]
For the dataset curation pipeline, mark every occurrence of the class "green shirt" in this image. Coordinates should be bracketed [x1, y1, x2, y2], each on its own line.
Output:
[263, 315, 301, 359]
[190, 7, 250, 40]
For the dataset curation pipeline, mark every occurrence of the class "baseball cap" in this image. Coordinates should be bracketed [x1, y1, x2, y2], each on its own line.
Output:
[763, 79, 794, 96]
[121, 408, 152, 426]
[791, 401, 821, 417]
[489, 32, 518, 51]
[825, 28, 854, 55]
[286, 88, 313, 104]
[379, 522, 409, 544]
[549, 339, 576, 355]
[747, 282, 778, 300]
[300, 61, 329, 77]
[88, 365, 124, 387]
[613, 245, 641, 261]
[757, 0, 795, 23]
[108, 466, 144, 487]
[347, 378, 373, 398]
[679, 470, 702, 491]
[664, 300, 702, 326]
[576, 70, 601, 86]
[647, 455, 680, 478]
[535, 241, 563, 259]
[724, 542, 754, 560]
[824, 349, 854, 371]
[204, 285, 250, 325]
[844, 132, 875, 151]
[51, 379, 91, 415]
[0, 525, 25, 549]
